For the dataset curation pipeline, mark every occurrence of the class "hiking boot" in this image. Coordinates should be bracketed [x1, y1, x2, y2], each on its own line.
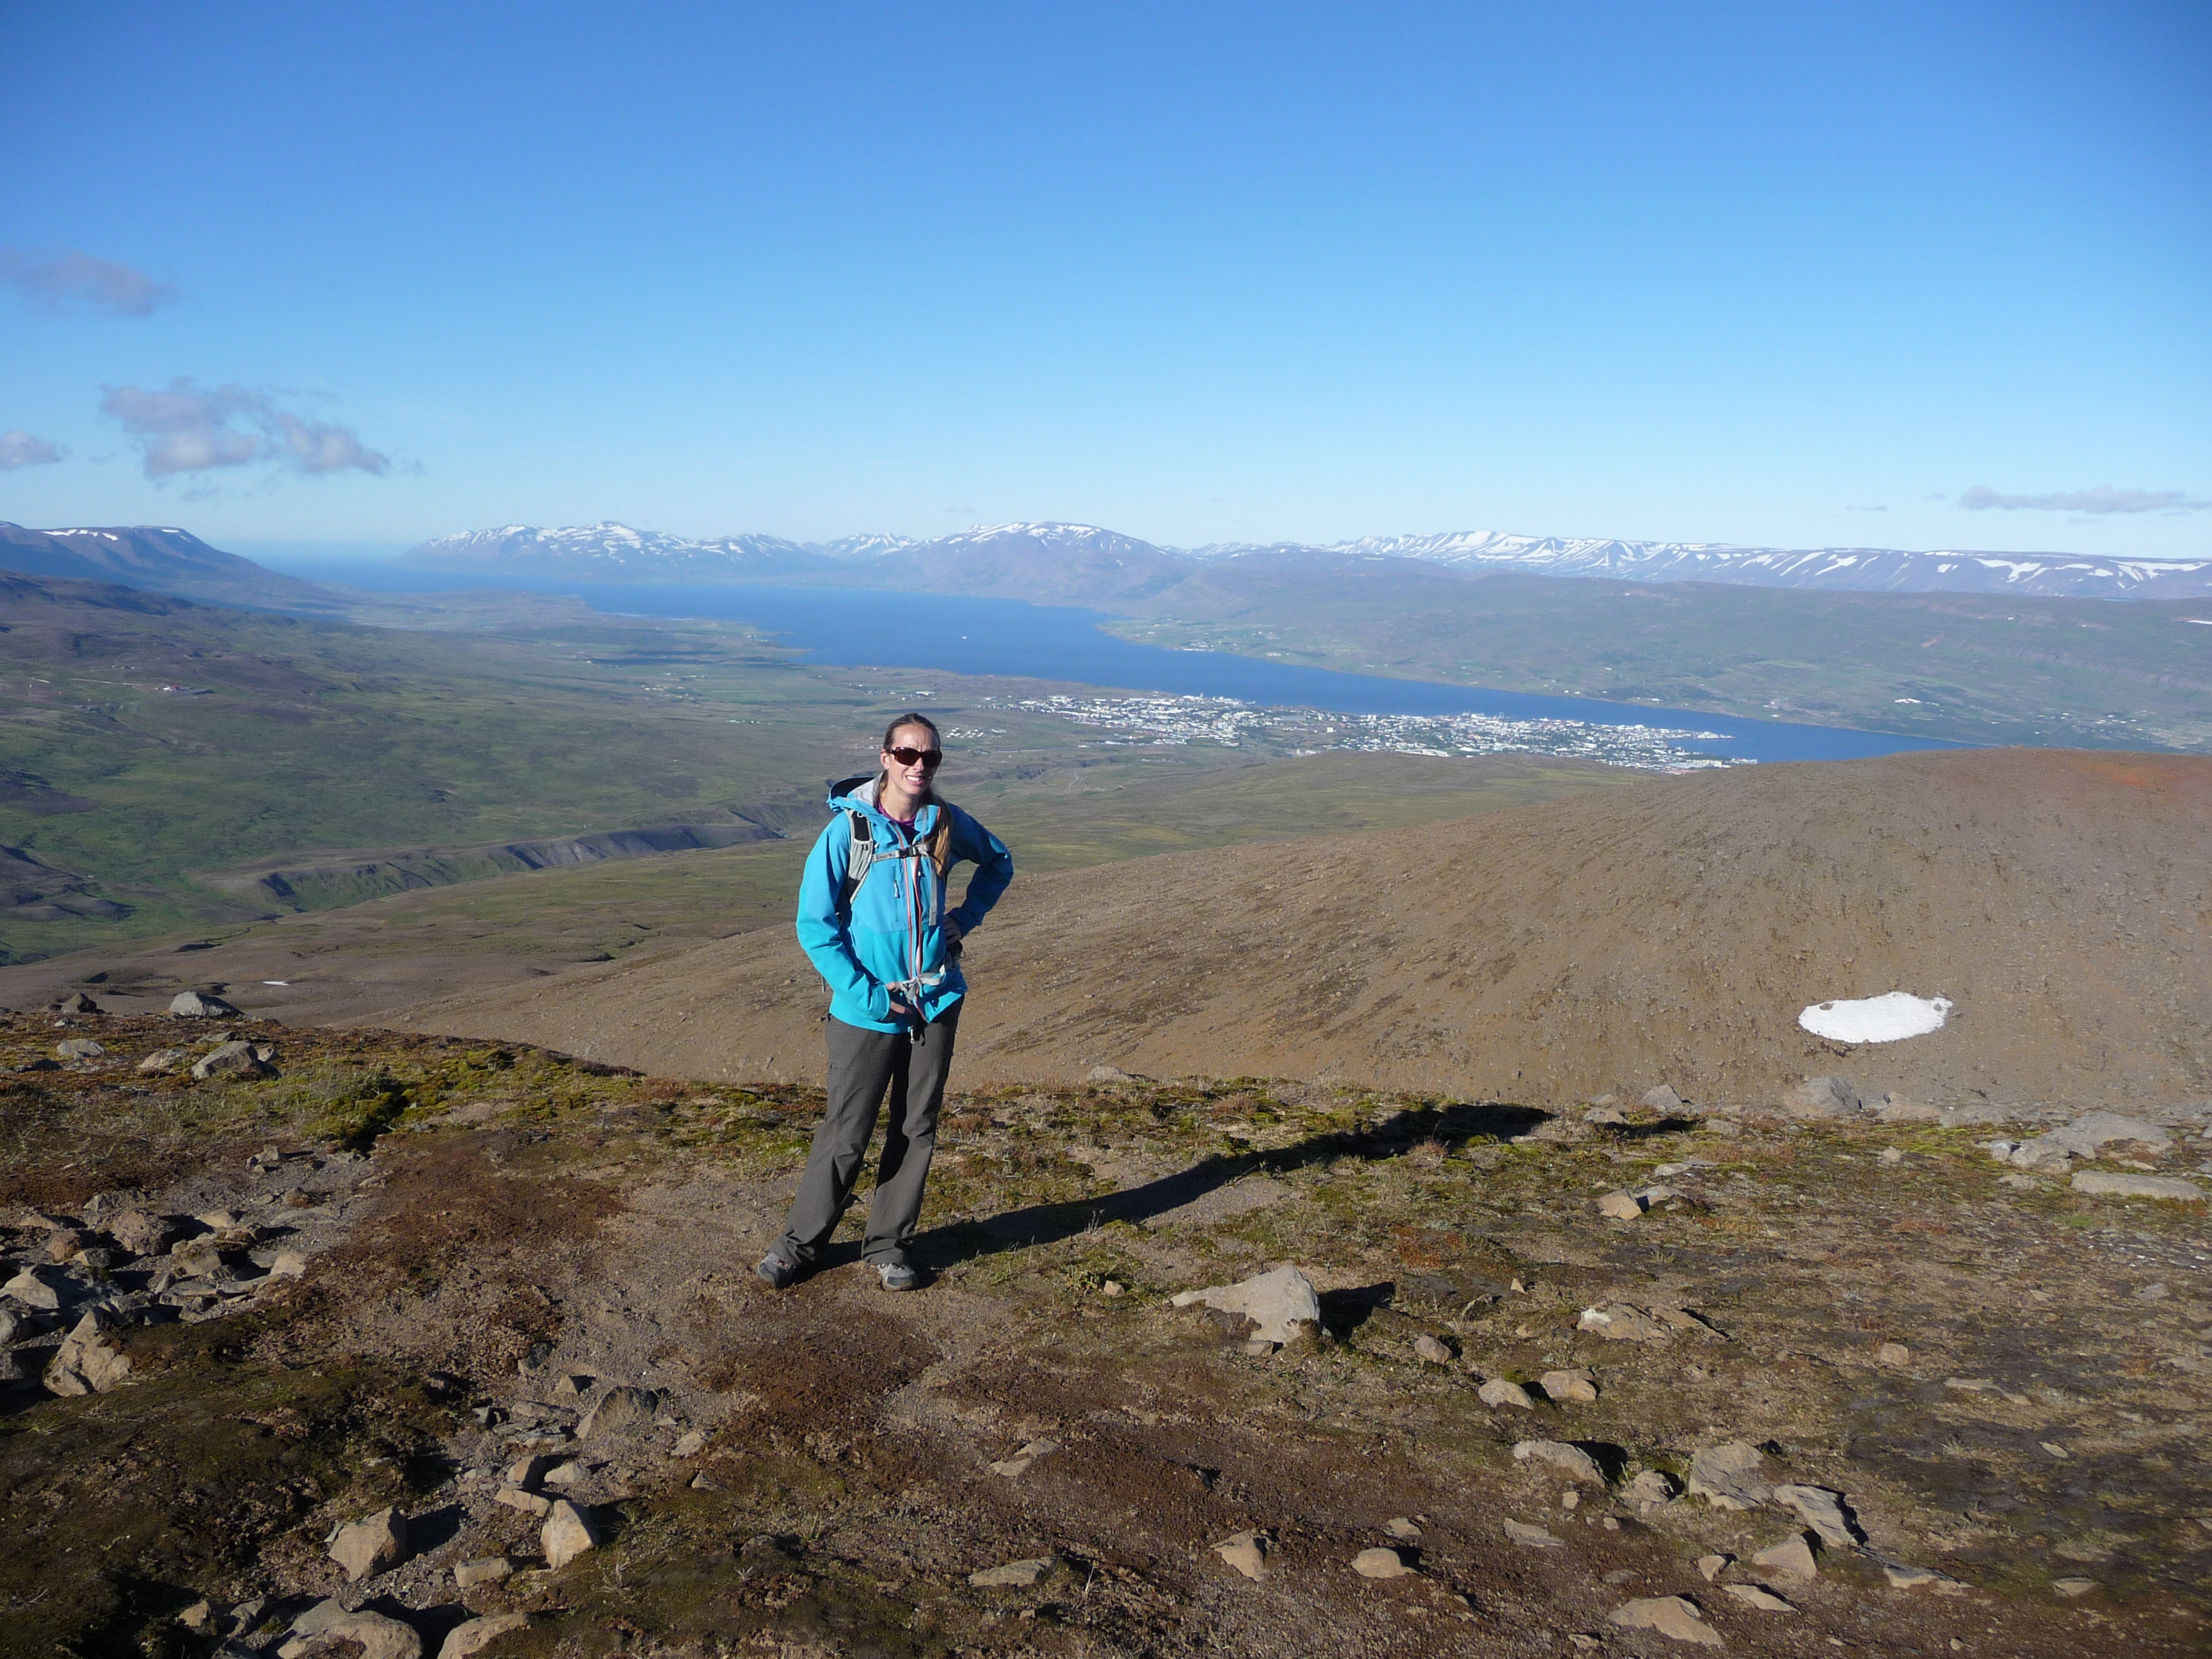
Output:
[755, 1250, 799, 1290]
[874, 1259, 920, 1292]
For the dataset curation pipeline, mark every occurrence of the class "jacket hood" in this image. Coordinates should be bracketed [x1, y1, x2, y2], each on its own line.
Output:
[826, 773, 940, 833]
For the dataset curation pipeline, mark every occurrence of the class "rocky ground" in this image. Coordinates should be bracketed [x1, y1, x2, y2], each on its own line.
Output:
[3, 1006, 2208, 1659]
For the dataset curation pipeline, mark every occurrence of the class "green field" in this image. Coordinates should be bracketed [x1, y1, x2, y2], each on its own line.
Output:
[0, 574, 1642, 967]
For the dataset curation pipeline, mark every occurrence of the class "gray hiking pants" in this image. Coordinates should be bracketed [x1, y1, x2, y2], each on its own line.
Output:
[774, 1005, 961, 1267]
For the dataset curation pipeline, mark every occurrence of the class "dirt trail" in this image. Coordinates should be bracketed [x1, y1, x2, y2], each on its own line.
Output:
[384, 748, 2212, 1110]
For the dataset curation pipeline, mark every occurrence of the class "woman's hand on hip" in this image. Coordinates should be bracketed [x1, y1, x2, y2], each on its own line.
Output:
[942, 917, 966, 947]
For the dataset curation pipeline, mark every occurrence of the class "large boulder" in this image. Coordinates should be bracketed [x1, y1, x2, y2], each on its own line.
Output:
[191, 1040, 270, 1081]
[1169, 1264, 1324, 1345]
[328, 1506, 410, 1581]
[436, 1614, 527, 1659]
[169, 990, 239, 1018]
[1688, 1439, 1774, 1509]
[542, 1500, 598, 1571]
[44, 1309, 132, 1395]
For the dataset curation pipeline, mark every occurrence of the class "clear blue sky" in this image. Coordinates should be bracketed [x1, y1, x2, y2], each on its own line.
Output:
[1, 1, 2206, 558]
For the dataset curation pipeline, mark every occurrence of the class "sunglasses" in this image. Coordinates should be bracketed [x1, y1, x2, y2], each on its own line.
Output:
[885, 746, 943, 769]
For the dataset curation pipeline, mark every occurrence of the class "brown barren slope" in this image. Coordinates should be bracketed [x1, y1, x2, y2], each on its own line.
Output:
[386, 748, 2212, 1110]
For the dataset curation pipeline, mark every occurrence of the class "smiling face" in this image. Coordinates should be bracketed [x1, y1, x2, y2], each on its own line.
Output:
[881, 721, 941, 797]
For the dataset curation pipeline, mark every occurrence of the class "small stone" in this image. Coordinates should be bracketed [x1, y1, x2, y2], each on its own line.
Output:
[268, 1249, 307, 1280]
[1577, 1302, 1670, 1343]
[1560, 1488, 1580, 1511]
[506, 1455, 548, 1488]
[1542, 1367, 1599, 1402]
[2070, 1171, 2204, 1203]
[495, 1487, 552, 1516]
[1413, 1333, 1455, 1364]
[1878, 1146, 1905, 1166]
[136, 1046, 189, 1073]
[577, 1384, 659, 1439]
[55, 1039, 108, 1061]
[1626, 1470, 1678, 1506]
[541, 1500, 597, 1571]
[1641, 1085, 1686, 1112]
[1696, 1553, 1731, 1582]
[1750, 1532, 1820, 1580]
[329, 1506, 410, 1582]
[44, 1308, 132, 1395]
[191, 1039, 269, 1080]
[44, 1227, 88, 1263]
[168, 990, 240, 1018]
[54, 991, 101, 1014]
[970, 1556, 1057, 1587]
[552, 1372, 593, 1397]
[1876, 1341, 1909, 1368]
[290, 1597, 346, 1637]
[1169, 1263, 1324, 1345]
[671, 1429, 707, 1457]
[1100, 1279, 1125, 1297]
[1086, 1065, 1142, 1082]
[1688, 1440, 1774, 1509]
[988, 1436, 1062, 1477]
[1597, 1190, 1647, 1221]
[2040, 1441, 2069, 1459]
[1880, 1560, 1959, 1590]
[178, 1600, 213, 1631]
[689, 1472, 719, 1490]
[1503, 1519, 1562, 1548]
[1607, 1595, 1723, 1646]
[453, 1557, 513, 1587]
[1724, 1582, 1797, 1612]
[1774, 1484, 1861, 1547]
[435, 1614, 527, 1659]
[1781, 1075, 1861, 1118]
[2053, 1576, 2096, 1598]
[170, 1237, 228, 1278]
[1480, 1378, 1536, 1409]
[1513, 1439, 1604, 1484]
[1213, 1531, 1267, 1580]
[543, 1461, 587, 1487]
[226, 1597, 269, 1637]
[1351, 1546, 1413, 1579]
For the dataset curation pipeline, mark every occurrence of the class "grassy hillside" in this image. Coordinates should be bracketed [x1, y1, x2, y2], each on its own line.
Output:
[1106, 556, 2212, 750]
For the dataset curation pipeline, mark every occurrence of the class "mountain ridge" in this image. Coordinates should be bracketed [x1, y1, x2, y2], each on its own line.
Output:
[0, 522, 339, 610]
[403, 518, 2212, 600]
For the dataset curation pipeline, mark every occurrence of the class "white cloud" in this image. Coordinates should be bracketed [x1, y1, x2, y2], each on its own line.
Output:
[1959, 484, 2208, 515]
[0, 430, 65, 470]
[0, 246, 177, 316]
[99, 378, 390, 481]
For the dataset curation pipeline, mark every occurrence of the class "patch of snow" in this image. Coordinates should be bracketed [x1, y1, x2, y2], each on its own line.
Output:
[1799, 992, 1953, 1045]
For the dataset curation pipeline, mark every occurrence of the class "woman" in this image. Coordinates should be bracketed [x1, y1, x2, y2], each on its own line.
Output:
[757, 713, 1014, 1292]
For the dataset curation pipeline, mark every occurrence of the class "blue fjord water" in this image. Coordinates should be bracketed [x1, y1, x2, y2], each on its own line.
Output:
[289, 562, 1959, 765]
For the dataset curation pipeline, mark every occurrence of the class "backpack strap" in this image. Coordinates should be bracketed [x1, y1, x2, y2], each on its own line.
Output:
[839, 809, 877, 910]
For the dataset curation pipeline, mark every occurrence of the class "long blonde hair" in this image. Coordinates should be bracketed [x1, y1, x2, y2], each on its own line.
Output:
[879, 712, 953, 877]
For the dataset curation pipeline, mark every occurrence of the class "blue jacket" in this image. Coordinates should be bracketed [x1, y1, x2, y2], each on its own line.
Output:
[795, 774, 1015, 1031]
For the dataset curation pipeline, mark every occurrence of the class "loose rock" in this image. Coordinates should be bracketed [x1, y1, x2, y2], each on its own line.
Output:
[2070, 1171, 2204, 1203]
[1384, 1516, 1422, 1540]
[1875, 1341, 1909, 1368]
[1213, 1532, 1268, 1580]
[55, 1039, 108, 1061]
[136, 1048, 188, 1073]
[1696, 1553, 1731, 1582]
[577, 1384, 659, 1439]
[988, 1436, 1061, 1477]
[1597, 1190, 1647, 1221]
[1750, 1532, 1820, 1580]
[970, 1556, 1057, 1587]
[2042, 1111, 2173, 1157]
[436, 1614, 528, 1659]
[1351, 1546, 1413, 1579]
[453, 1557, 513, 1587]
[2053, 1577, 2097, 1598]
[1723, 1583, 1797, 1612]
[1607, 1596, 1723, 1646]
[1782, 1075, 1861, 1117]
[168, 990, 239, 1018]
[1542, 1367, 1599, 1402]
[54, 991, 101, 1014]
[288, 1612, 421, 1659]
[329, 1506, 410, 1581]
[542, 1500, 597, 1570]
[1879, 1559, 1961, 1591]
[191, 1040, 269, 1081]
[671, 1429, 707, 1457]
[1774, 1483, 1861, 1546]
[1641, 1085, 1686, 1112]
[1688, 1440, 1774, 1509]
[1577, 1302, 1670, 1343]
[1413, 1333, 1455, 1364]
[1513, 1439, 1604, 1484]
[1479, 1377, 1535, 1409]
[495, 1487, 552, 1517]
[1627, 1470, 1679, 1506]
[44, 1308, 132, 1395]
[3, 1264, 67, 1310]
[1169, 1263, 1324, 1345]
[1503, 1519, 1562, 1548]
[108, 1208, 173, 1257]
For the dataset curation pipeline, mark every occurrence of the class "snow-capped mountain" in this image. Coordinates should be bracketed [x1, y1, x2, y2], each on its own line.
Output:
[402, 522, 826, 578]
[401, 519, 2212, 601]
[1193, 530, 2212, 600]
